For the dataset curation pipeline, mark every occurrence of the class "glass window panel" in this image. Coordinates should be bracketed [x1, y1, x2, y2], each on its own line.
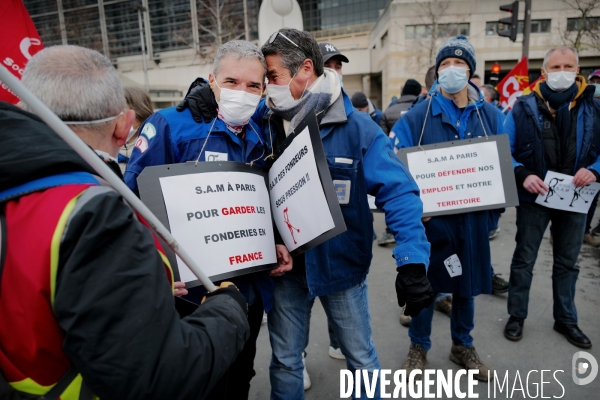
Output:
[541, 19, 551, 32]
[486, 22, 497, 36]
[567, 18, 579, 31]
[105, 1, 140, 60]
[23, 0, 57, 16]
[298, 0, 388, 32]
[63, 6, 103, 53]
[148, 0, 192, 53]
[30, 13, 63, 47]
[406, 25, 415, 39]
[459, 23, 469, 36]
[62, 0, 98, 10]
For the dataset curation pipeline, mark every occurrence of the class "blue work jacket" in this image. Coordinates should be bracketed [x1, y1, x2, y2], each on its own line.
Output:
[124, 100, 274, 311]
[505, 90, 600, 203]
[257, 92, 430, 299]
[391, 82, 505, 297]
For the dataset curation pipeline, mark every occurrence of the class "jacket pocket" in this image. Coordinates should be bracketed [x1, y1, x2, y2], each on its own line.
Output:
[326, 156, 359, 208]
[513, 143, 534, 164]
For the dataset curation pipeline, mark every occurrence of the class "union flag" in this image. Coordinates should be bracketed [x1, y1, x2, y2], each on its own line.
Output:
[0, 0, 44, 104]
[496, 57, 529, 111]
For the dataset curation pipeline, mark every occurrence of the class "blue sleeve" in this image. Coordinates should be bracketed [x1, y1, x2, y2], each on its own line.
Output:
[363, 129, 430, 269]
[392, 117, 415, 150]
[496, 108, 507, 133]
[586, 99, 600, 173]
[124, 113, 178, 196]
[503, 111, 522, 169]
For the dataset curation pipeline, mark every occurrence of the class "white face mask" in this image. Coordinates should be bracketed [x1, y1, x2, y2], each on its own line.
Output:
[545, 70, 577, 91]
[337, 73, 344, 89]
[593, 83, 600, 98]
[214, 80, 262, 126]
[438, 65, 469, 94]
[266, 73, 299, 109]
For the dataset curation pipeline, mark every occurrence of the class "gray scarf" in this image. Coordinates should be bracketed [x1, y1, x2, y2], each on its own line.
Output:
[268, 68, 341, 133]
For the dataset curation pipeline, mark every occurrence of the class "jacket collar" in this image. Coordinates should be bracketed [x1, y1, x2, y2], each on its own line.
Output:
[430, 80, 484, 118]
[397, 94, 418, 104]
[320, 90, 350, 126]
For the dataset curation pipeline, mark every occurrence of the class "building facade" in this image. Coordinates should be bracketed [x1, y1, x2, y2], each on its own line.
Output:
[367, 0, 600, 107]
[23, 1, 600, 110]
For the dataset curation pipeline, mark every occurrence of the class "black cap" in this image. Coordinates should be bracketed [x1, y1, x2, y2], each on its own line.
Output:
[319, 42, 349, 63]
[351, 92, 369, 108]
[401, 79, 422, 97]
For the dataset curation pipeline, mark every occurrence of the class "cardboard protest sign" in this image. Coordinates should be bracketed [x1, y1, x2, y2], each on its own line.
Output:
[268, 110, 346, 255]
[397, 135, 519, 217]
[535, 171, 600, 214]
[138, 162, 276, 287]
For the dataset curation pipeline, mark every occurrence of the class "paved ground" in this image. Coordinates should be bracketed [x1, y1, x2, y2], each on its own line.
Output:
[249, 206, 600, 399]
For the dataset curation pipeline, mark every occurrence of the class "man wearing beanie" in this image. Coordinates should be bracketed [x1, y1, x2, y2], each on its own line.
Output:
[352, 91, 383, 123]
[503, 47, 598, 349]
[391, 35, 505, 382]
[379, 78, 422, 135]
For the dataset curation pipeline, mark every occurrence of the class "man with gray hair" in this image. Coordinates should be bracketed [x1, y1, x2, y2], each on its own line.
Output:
[503, 46, 599, 348]
[22, 45, 136, 178]
[1, 45, 251, 399]
[126, 39, 292, 400]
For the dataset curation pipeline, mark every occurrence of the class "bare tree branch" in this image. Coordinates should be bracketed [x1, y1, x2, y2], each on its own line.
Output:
[558, 0, 600, 51]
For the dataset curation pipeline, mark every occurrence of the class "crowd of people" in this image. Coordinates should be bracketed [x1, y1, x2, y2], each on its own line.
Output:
[1, 28, 598, 400]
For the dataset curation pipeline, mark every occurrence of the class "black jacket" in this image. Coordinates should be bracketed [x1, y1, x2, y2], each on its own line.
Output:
[379, 95, 418, 135]
[0, 102, 249, 399]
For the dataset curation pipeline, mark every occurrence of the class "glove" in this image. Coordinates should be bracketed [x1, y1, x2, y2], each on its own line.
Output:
[395, 264, 434, 317]
[201, 282, 247, 315]
[176, 77, 218, 123]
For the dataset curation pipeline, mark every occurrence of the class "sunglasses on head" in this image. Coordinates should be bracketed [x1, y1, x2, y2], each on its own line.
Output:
[268, 31, 300, 48]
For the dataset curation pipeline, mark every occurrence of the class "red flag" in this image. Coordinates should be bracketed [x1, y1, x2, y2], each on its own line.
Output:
[0, 0, 44, 104]
[496, 57, 529, 111]
[521, 76, 543, 96]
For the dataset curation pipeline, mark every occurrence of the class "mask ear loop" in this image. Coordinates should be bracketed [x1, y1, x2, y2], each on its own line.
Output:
[264, 113, 276, 162]
[417, 97, 433, 150]
[246, 122, 266, 167]
[194, 117, 218, 166]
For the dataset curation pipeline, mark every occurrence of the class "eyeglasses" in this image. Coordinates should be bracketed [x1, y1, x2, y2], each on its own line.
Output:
[268, 31, 300, 48]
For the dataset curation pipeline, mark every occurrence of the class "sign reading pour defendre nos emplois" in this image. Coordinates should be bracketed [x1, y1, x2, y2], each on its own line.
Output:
[399, 136, 518, 216]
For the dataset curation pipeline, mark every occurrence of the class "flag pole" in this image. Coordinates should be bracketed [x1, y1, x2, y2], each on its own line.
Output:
[0, 65, 216, 292]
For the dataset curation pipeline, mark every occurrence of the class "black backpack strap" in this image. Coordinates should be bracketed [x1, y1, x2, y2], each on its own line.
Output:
[0, 365, 79, 400]
[39, 365, 78, 400]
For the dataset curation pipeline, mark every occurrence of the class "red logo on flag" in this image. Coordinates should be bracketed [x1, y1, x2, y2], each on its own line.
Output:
[0, 0, 44, 104]
[496, 57, 529, 111]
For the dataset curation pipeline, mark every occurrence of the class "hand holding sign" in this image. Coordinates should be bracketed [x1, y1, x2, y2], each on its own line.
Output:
[523, 175, 548, 195]
[535, 171, 600, 214]
[269, 245, 293, 277]
[573, 168, 598, 187]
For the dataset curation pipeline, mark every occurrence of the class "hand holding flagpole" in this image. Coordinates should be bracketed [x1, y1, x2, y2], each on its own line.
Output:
[0, 64, 216, 292]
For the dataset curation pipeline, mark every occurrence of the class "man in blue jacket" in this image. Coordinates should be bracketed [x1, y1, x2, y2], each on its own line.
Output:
[125, 40, 292, 400]
[257, 28, 433, 399]
[503, 46, 598, 349]
[392, 35, 504, 382]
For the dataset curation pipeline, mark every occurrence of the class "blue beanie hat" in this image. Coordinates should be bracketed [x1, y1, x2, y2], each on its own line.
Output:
[435, 35, 476, 78]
